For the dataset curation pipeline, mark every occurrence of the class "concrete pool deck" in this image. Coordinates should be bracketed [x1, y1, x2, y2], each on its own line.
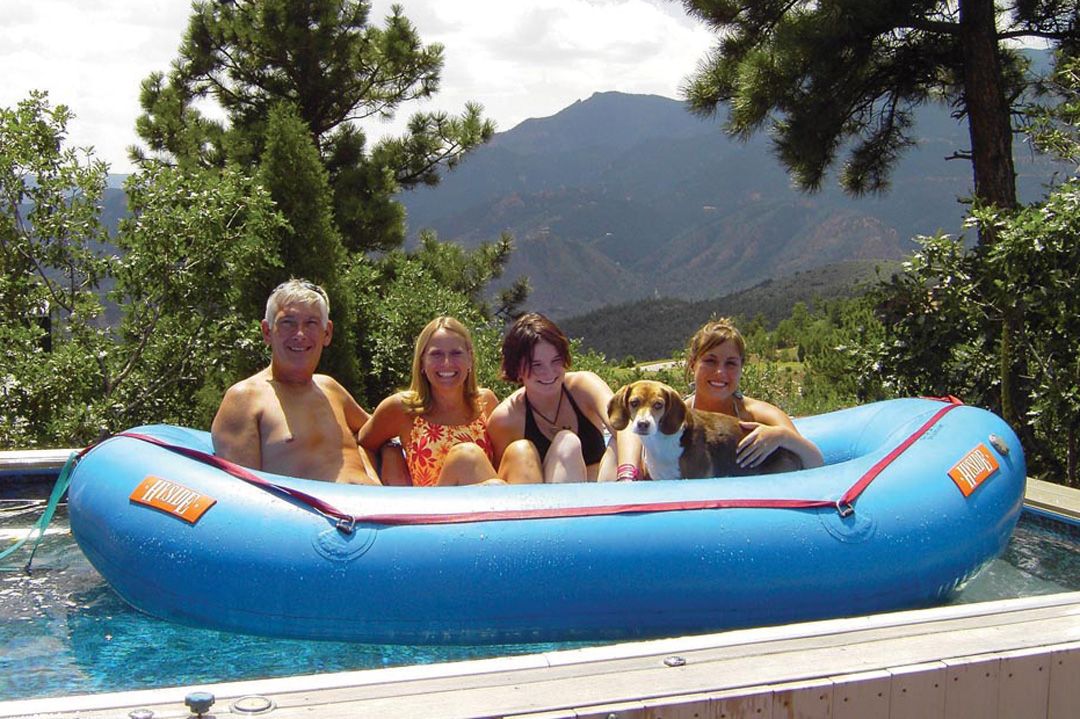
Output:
[1, 451, 1079, 718]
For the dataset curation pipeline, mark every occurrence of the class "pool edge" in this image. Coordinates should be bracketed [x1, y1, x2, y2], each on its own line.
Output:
[4, 591, 1079, 718]
[2, 457, 1079, 718]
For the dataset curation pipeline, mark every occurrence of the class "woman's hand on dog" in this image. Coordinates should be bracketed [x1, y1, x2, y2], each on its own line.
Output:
[736, 421, 789, 468]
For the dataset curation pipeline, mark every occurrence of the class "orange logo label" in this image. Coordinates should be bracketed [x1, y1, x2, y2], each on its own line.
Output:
[948, 444, 999, 497]
[130, 476, 216, 523]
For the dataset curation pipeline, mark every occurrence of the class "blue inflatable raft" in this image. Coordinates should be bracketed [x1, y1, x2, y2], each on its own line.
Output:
[67, 397, 1025, 644]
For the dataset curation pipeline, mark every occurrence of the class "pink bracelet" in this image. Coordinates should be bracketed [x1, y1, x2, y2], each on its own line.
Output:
[616, 463, 639, 481]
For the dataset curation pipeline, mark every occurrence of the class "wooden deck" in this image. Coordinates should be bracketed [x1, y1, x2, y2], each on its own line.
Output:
[1026, 478, 1080, 521]
[1, 453, 1079, 719]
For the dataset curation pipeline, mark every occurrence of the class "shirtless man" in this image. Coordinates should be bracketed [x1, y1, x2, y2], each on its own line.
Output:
[211, 279, 379, 484]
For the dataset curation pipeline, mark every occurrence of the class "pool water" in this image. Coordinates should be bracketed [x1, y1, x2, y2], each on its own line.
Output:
[1, 504, 1078, 702]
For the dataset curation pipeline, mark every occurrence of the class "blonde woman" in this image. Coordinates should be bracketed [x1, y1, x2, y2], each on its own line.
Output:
[359, 316, 537, 486]
[684, 318, 823, 469]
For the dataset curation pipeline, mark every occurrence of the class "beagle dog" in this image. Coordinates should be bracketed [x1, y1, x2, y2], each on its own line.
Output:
[608, 380, 802, 481]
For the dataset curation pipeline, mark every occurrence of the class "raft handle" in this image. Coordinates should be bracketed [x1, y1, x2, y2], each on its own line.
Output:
[835, 500, 855, 518]
[989, 434, 1010, 456]
[336, 516, 356, 535]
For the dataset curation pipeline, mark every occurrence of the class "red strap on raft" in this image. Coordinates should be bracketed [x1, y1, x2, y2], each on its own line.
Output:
[116, 432, 363, 532]
[836, 396, 963, 512]
[103, 397, 963, 527]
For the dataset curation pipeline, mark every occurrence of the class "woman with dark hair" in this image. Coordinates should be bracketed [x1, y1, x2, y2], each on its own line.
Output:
[487, 313, 625, 483]
[359, 316, 537, 486]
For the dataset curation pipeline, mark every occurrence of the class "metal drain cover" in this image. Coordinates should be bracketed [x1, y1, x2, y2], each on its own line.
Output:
[231, 695, 275, 714]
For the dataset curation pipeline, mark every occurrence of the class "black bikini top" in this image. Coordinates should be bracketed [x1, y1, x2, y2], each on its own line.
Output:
[523, 386, 607, 466]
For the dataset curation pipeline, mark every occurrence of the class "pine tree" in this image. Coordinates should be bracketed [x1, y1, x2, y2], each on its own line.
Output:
[679, 0, 1078, 212]
[258, 101, 359, 389]
[1, 92, 285, 446]
[131, 0, 495, 253]
[129, 0, 518, 406]
[678, 0, 1078, 431]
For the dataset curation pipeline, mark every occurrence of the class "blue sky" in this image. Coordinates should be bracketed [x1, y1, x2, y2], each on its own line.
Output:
[3, 0, 713, 173]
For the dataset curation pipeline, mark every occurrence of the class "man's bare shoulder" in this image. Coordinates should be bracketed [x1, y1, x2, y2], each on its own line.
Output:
[311, 373, 350, 401]
[312, 373, 347, 392]
[220, 369, 274, 409]
[212, 370, 274, 466]
[312, 373, 369, 429]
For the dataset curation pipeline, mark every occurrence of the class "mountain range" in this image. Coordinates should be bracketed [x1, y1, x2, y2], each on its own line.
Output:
[559, 259, 902, 362]
[397, 88, 1062, 319]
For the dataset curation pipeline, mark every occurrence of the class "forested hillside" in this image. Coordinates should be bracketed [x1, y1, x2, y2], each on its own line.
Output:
[560, 259, 900, 361]
[398, 85, 1062, 318]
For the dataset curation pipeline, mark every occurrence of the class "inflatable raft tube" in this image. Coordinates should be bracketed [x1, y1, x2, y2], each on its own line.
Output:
[67, 397, 1025, 644]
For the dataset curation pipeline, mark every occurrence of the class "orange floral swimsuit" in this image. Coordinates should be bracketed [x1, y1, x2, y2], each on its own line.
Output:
[405, 414, 493, 487]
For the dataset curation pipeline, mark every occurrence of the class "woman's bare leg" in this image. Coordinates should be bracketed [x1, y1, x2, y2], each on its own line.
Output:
[594, 435, 618, 482]
[437, 443, 504, 486]
[498, 439, 543, 484]
[544, 431, 587, 483]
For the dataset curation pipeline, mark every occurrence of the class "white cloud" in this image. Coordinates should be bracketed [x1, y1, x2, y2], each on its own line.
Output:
[1, 0, 190, 173]
[0, 0, 714, 172]
[370, 0, 713, 136]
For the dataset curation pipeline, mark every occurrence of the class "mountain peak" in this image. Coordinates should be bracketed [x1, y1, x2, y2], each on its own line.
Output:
[399, 85, 1060, 318]
[494, 90, 707, 156]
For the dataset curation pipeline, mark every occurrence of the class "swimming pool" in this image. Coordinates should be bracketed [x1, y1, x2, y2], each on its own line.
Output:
[2, 498, 1078, 703]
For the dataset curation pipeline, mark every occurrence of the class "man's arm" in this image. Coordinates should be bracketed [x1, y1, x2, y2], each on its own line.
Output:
[211, 384, 263, 470]
[356, 394, 413, 485]
[318, 375, 371, 440]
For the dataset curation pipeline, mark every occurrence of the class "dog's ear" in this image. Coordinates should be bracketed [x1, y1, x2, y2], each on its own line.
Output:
[608, 385, 631, 430]
[659, 385, 687, 435]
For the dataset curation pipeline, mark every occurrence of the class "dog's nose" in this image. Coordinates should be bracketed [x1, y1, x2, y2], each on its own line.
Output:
[635, 419, 650, 432]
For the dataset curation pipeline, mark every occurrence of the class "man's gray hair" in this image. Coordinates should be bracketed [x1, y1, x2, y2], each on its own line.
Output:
[265, 279, 330, 328]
